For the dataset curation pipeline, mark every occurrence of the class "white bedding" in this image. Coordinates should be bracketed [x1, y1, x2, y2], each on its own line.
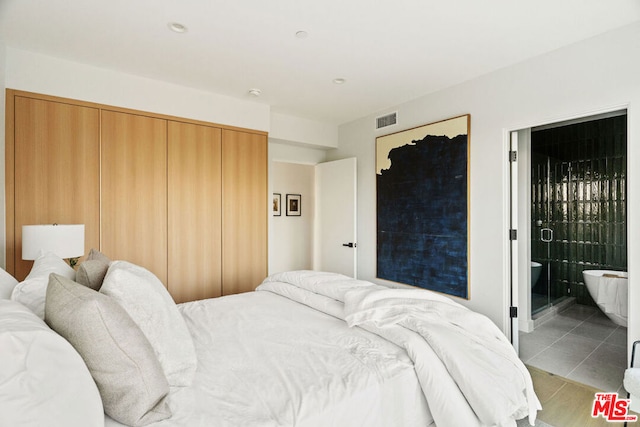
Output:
[105, 288, 433, 427]
[258, 271, 541, 427]
[103, 270, 540, 427]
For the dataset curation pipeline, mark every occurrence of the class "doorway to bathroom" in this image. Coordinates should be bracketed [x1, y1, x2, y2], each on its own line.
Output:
[515, 110, 628, 393]
[530, 112, 627, 315]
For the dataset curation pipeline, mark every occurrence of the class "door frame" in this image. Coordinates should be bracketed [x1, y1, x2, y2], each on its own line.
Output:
[504, 104, 631, 350]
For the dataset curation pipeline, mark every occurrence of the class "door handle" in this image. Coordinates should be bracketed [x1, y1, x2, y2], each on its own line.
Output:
[540, 228, 553, 243]
[342, 242, 356, 248]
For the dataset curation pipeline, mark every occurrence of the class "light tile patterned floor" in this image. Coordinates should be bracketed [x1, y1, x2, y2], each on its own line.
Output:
[519, 304, 627, 393]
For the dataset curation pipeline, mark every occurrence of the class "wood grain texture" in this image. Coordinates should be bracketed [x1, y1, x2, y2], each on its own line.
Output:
[168, 121, 223, 302]
[101, 110, 168, 284]
[6, 91, 269, 299]
[527, 365, 617, 427]
[5, 90, 16, 274]
[222, 129, 268, 294]
[12, 95, 100, 280]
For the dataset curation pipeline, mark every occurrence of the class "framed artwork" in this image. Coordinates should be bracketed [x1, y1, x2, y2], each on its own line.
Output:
[375, 114, 470, 299]
[286, 194, 301, 216]
[272, 193, 281, 216]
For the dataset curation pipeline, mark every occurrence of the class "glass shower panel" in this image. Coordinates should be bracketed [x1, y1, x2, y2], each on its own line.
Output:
[531, 153, 551, 314]
[531, 114, 627, 316]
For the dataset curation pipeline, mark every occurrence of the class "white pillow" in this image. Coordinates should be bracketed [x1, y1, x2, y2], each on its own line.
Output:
[0, 268, 19, 299]
[11, 251, 76, 318]
[100, 261, 197, 386]
[0, 299, 103, 427]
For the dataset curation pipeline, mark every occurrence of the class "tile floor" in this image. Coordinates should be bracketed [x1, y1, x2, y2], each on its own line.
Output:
[519, 304, 627, 393]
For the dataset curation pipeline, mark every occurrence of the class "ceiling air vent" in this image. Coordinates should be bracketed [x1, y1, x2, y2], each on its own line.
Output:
[376, 112, 397, 130]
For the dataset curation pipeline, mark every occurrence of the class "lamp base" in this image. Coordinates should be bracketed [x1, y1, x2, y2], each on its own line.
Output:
[69, 257, 79, 269]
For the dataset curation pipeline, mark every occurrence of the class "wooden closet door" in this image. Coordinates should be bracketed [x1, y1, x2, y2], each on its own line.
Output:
[222, 129, 268, 294]
[168, 121, 222, 303]
[12, 96, 100, 280]
[101, 111, 168, 284]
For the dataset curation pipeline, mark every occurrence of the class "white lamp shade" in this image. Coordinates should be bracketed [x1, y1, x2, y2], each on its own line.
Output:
[22, 224, 85, 260]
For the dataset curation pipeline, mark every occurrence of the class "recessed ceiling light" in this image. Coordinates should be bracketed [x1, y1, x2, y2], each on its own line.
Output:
[248, 88, 262, 97]
[295, 30, 308, 39]
[168, 22, 187, 33]
[333, 78, 346, 85]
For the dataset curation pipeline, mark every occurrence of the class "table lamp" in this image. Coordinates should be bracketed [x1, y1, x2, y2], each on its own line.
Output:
[22, 224, 85, 268]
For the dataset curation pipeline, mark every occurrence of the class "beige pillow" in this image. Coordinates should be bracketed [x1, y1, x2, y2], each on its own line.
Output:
[87, 248, 111, 264]
[45, 273, 171, 427]
[76, 249, 111, 290]
[76, 260, 109, 291]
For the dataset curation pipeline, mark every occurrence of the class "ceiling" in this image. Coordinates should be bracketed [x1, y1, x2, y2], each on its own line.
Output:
[1, 0, 639, 125]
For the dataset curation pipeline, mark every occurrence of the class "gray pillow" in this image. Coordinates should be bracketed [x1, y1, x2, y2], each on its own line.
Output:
[76, 260, 109, 291]
[45, 273, 171, 426]
[87, 248, 111, 264]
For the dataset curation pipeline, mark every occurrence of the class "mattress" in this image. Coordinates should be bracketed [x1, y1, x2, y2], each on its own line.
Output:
[105, 290, 433, 426]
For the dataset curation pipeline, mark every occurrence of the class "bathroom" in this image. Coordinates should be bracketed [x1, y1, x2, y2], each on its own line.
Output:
[518, 111, 628, 393]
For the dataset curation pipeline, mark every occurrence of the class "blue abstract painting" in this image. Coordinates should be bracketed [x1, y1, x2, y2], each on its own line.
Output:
[376, 115, 469, 299]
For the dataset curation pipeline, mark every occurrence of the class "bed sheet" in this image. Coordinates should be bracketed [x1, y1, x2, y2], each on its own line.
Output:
[105, 291, 433, 427]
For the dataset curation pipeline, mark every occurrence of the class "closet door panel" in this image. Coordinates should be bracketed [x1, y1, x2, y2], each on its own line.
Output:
[222, 130, 268, 294]
[168, 121, 222, 303]
[101, 111, 168, 284]
[13, 96, 100, 280]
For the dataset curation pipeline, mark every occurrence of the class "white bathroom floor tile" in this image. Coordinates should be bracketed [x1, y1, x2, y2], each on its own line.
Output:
[586, 309, 621, 327]
[567, 346, 626, 392]
[520, 303, 627, 394]
[527, 347, 580, 377]
[533, 315, 582, 339]
[549, 333, 601, 360]
[570, 319, 618, 342]
[527, 334, 599, 377]
[588, 344, 627, 368]
[557, 304, 598, 322]
[605, 327, 628, 348]
[519, 331, 557, 362]
[567, 362, 623, 392]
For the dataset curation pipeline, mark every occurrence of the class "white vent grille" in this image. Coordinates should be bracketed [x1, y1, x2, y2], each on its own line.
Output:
[376, 112, 397, 130]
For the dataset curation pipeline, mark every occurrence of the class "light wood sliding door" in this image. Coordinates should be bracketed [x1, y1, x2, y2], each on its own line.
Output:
[12, 96, 100, 280]
[7, 91, 268, 299]
[101, 110, 168, 284]
[222, 129, 268, 294]
[168, 121, 222, 303]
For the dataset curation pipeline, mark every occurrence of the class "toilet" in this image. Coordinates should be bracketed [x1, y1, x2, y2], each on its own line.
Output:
[531, 262, 542, 289]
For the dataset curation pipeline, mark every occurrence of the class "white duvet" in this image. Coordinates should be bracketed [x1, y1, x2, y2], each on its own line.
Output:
[105, 276, 432, 427]
[258, 271, 541, 427]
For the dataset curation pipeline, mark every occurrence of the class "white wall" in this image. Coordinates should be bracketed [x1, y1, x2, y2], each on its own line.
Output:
[267, 142, 327, 276]
[269, 141, 328, 165]
[6, 48, 270, 131]
[269, 161, 315, 274]
[332, 22, 640, 351]
[270, 112, 338, 149]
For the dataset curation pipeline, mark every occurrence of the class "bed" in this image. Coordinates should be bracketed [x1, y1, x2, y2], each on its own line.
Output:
[0, 252, 540, 427]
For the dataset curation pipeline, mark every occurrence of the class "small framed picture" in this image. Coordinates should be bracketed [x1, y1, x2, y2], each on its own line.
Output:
[272, 193, 281, 216]
[286, 194, 301, 216]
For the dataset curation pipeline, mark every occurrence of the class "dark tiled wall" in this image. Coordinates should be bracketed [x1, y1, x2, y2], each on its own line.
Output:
[531, 115, 627, 306]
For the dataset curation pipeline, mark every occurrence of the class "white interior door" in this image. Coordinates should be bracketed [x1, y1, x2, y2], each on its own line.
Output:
[314, 158, 357, 277]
